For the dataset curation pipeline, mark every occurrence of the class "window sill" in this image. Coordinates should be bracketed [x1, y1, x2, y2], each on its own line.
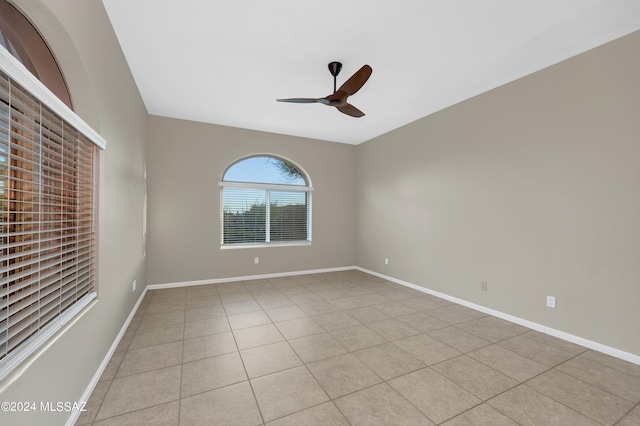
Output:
[221, 241, 312, 250]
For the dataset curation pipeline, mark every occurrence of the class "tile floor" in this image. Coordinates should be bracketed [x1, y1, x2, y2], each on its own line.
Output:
[76, 270, 640, 425]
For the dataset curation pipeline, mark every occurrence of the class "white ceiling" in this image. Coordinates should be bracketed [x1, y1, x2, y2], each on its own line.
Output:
[101, 0, 640, 145]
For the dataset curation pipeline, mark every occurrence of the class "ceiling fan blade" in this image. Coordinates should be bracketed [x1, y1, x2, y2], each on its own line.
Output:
[337, 103, 365, 118]
[276, 98, 322, 103]
[337, 65, 372, 96]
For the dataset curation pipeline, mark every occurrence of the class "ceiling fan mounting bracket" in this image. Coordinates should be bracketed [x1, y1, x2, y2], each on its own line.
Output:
[328, 61, 342, 77]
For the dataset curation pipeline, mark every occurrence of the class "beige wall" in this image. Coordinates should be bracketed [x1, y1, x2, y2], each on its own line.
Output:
[1, 1, 148, 425]
[146, 116, 357, 284]
[356, 31, 640, 356]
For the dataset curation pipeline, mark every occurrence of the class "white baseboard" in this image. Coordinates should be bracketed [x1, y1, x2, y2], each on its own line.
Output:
[357, 267, 640, 366]
[147, 266, 358, 290]
[66, 287, 149, 426]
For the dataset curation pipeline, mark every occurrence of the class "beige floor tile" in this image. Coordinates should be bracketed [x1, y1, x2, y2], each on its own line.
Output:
[241, 341, 303, 378]
[233, 323, 284, 350]
[137, 310, 185, 330]
[181, 352, 247, 397]
[314, 288, 349, 300]
[426, 305, 482, 325]
[557, 355, 640, 402]
[331, 295, 378, 310]
[353, 342, 425, 380]
[335, 382, 434, 426]
[617, 405, 640, 426]
[180, 381, 262, 426]
[488, 385, 600, 426]
[393, 333, 460, 365]
[528, 369, 633, 425]
[312, 311, 361, 331]
[521, 331, 588, 355]
[96, 366, 181, 421]
[116, 341, 183, 378]
[150, 288, 186, 303]
[275, 317, 325, 339]
[266, 401, 349, 426]
[265, 305, 307, 322]
[185, 284, 218, 298]
[498, 334, 574, 367]
[399, 295, 450, 311]
[128, 323, 184, 350]
[185, 295, 223, 309]
[184, 316, 230, 339]
[185, 304, 226, 322]
[144, 299, 185, 314]
[468, 344, 548, 382]
[428, 326, 491, 353]
[255, 295, 294, 309]
[227, 310, 272, 330]
[223, 299, 262, 315]
[397, 312, 449, 333]
[389, 367, 481, 424]
[279, 284, 309, 295]
[298, 300, 340, 316]
[251, 366, 329, 422]
[287, 291, 323, 304]
[377, 288, 423, 302]
[219, 292, 255, 304]
[100, 350, 126, 381]
[307, 353, 382, 398]
[289, 332, 348, 363]
[582, 350, 640, 378]
[92, 401, 179, 426]
[183, 331, 237, 363]
[372, 301, 418, 317]
[441, 403, 518, 426]
[344, 306, 391, 323]
[366, 318, 421, 341]
[457, 316, 529, 342]
[76, 380, 111, 425]
[330, 324, 387, 351]
[431, 355, 518, 400]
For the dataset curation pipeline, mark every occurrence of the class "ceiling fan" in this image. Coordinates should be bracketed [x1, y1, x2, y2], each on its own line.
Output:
[277, 62, 372, 118]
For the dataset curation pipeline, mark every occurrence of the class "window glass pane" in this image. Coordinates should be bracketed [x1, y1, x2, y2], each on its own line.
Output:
[224, 156, 306, 186]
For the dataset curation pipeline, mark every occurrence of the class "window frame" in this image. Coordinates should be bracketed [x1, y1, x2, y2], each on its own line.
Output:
[0, 32, 105, 380]
[219, 155, 313, 249]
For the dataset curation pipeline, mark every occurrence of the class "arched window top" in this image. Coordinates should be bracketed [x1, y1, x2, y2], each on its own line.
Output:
[0, 0, 71, 108]
[223, 155, 309, 187]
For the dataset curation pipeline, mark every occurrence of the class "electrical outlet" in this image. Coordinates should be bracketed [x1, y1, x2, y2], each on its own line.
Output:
[480, 281, 488, 291]
[254, 257, 259, 264]
[385, 258, 389, 265]
[546, 295, 556, 308]
[132, 280, 137, 292]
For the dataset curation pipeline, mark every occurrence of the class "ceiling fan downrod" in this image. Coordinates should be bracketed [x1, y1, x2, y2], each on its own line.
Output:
[328, 61, 342, 93]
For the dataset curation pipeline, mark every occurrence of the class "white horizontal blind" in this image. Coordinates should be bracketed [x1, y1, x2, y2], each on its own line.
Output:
[0, 69, 97, 366]
[269, 190, 308, 242]
[221, 186, 311, 245]
[222, 187, 267, 244]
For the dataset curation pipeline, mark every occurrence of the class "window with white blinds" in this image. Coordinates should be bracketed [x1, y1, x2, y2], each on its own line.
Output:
[0, 49, 104, 378]
[220, 156, 312, 246]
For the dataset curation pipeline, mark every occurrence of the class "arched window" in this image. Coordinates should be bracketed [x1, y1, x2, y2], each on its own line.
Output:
[220, 155, 312, 246]
[0, 0, 71, 108]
